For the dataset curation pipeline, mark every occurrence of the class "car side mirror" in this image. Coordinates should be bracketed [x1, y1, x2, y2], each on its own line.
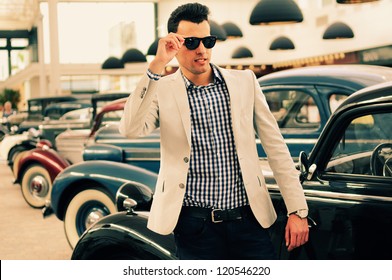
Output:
[298, 151, 309, 183]
[116, 182, 153, 213]
[123, 198, 138, 212]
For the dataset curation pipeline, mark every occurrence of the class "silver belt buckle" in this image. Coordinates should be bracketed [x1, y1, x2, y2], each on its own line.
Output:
[211, 209, 223, 223]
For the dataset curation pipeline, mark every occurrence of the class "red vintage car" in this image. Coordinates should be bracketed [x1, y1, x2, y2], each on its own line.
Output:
[15, 96, 127, 208]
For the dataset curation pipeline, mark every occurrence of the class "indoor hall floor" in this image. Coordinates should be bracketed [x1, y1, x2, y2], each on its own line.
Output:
[0, 159, 72, 260]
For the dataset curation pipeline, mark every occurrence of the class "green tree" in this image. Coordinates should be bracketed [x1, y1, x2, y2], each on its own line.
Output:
[0, 88, 21, 109]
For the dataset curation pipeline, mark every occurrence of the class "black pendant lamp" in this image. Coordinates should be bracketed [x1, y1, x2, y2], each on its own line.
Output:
[249, 0, 303, 25]
[121, 48, 147, 63]
[323, 22, 354, 39]
[147, 38, 160, 56]
[337, 0, 379, 4]
[101, 56, 124, 69]
[269, 36, 295, 50]
[210, 20, 227, 41]
[221, 22, 243, 39]
[232, 47, 253, 59]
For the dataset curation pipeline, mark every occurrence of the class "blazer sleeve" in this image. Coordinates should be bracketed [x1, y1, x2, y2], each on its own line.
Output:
[119, 73, 160, 139]
[250, 71, 308, 213]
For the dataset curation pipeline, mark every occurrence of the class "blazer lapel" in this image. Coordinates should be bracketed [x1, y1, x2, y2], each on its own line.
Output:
[171, 70, 192, 147]
[219, 67, 242, 142]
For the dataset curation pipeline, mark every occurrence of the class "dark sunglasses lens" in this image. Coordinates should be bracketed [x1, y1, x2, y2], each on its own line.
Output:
[185, 38, 200, 50]
[202, 37, 216, 48]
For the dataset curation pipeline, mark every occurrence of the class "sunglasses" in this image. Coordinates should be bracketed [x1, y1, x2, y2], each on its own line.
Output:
[184, 36, 217, 50]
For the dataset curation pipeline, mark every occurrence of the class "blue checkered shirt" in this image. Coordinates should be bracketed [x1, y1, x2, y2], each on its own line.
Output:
[181, 65, 249, 210]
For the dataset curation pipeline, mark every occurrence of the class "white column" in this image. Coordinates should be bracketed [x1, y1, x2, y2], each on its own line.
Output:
[48, 0, 61, 96]
[36, 13, 47, 97]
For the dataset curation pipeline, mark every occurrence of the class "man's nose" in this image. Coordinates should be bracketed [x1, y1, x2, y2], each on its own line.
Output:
[195, 42, 207, 54]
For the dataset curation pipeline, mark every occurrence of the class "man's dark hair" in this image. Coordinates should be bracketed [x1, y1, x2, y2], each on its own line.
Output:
[167, 2, 210, 33]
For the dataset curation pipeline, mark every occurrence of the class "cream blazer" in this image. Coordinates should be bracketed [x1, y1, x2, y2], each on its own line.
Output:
[119, 66, 308, 235]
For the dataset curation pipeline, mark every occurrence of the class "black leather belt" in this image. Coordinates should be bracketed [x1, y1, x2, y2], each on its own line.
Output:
[180, 205, 252, 223]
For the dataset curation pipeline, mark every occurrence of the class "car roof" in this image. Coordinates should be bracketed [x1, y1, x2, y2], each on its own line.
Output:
[27, 95, 85, 102]
[258, 64, 392, 89]
[337, 80, 392, 109]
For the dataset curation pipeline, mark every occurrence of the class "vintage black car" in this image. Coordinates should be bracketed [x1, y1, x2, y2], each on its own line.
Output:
[15, 95, 92, 134]
[44, 64, 392, 249]
[71, 81, 392, 260]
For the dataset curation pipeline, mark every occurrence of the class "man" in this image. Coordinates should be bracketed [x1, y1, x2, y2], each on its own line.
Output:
[2, 101, 15, 118]
[119, 2, 308, 260]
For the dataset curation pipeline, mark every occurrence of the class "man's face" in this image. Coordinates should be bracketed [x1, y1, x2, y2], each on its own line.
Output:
[176, 20, 212, 77]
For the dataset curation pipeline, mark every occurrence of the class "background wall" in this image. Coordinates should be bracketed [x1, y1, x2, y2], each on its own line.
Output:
[157, 0, 392, 66]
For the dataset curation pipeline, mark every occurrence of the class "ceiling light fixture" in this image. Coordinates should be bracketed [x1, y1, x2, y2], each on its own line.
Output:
[232, 46, 253, 58]
[269, 36, 295, 50]
[323, 22, 354, 39]
[249, 0, 303, 25]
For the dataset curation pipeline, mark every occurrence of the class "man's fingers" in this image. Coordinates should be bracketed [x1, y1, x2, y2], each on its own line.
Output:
[163, 33, 184, 50]
[285, 216, 310, 251]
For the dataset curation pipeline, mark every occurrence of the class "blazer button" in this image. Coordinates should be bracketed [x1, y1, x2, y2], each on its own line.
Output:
[179, 183, 185, 189]
[183, 157, 189, 163]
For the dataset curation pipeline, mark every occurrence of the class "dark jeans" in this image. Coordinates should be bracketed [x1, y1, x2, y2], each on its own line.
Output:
[173, 208, 278, 260]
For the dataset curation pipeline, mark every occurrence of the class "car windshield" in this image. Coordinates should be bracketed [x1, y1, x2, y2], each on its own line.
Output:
[327, 111, 392, 176]
[59, 108, 92, 121]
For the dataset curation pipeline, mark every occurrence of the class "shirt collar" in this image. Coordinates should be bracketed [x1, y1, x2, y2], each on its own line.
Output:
[181, 64, 223, 90]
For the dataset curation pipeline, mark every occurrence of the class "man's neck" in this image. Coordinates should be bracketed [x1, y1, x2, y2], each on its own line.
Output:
[181, 66, 214, 86]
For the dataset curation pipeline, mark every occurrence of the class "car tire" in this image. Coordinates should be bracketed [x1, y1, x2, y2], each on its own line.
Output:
[64, 189, 116, 249]
[21, 164, 52, 208]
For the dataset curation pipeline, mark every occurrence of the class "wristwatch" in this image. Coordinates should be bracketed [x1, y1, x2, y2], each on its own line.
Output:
[289, 209, 308, 219]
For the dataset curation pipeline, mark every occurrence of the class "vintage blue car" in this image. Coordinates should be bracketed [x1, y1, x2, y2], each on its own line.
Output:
[45, 64, 392, 248]
[71, 80, 392, 259]
[257, 64, 392, 159]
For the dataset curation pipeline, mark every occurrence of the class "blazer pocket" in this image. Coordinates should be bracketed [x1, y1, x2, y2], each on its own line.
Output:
[161, 180, 165, 192]
[155, 176, 165, 194]
[257, 176, 262, 187]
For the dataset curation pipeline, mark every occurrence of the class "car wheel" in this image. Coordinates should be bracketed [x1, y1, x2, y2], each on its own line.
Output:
[21, 164, 52, 208]
[64, 189, 116, 249]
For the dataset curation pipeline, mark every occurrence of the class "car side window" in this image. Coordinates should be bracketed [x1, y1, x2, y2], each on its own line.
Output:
[326, 112, 392, 177]
[329, 94, 347, 113]
[264, 90, 320, 129]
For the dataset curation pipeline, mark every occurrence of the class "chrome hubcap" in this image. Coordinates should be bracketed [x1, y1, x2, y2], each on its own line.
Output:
[30, 175, 49, 198]
[85, 209, 106, 228]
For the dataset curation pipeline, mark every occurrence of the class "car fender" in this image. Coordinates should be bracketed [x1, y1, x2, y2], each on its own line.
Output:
[71, 211, 176, 260]
[0, 133, 29, 161]
[83, 143, 123, 162]
[16, 147, 70, 183]
[50, 160, 158, 220]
